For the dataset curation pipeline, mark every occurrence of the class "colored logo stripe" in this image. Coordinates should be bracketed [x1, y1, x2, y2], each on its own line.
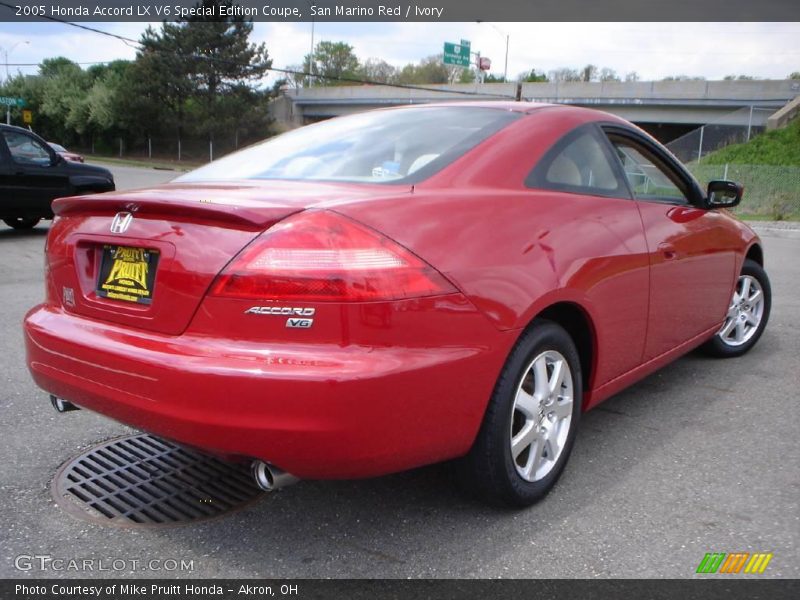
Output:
[744, 553, 773, 574]
[697, 553, 726, 573]
[719, 553, 749, 574]
[696, 552, 773, 574]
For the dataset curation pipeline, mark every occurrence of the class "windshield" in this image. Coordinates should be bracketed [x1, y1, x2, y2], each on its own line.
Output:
[49, 143, 66, 152]
[177, 107, 520, 185]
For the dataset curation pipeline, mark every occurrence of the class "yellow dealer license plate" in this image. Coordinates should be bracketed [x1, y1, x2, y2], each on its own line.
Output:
[96, 245, 159, 304]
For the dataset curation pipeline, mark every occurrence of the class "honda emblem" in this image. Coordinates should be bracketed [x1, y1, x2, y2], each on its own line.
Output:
[110, 212, 133, 234]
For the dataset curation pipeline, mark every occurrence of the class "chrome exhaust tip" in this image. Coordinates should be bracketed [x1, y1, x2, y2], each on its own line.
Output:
[50, 394, 79, 413]
[251, 461, 299, 492]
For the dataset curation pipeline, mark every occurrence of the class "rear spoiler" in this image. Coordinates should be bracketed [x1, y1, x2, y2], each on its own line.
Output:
[52, 194, 301, 230]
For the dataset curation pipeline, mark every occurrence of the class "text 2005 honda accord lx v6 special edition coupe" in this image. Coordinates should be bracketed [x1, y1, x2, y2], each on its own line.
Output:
[24, 103, 771, 506]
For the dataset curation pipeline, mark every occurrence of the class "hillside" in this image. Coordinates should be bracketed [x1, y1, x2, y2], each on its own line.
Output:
[703, 118, 800, 165]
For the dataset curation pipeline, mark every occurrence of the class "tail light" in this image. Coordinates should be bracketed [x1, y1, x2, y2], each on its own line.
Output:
[210, 210, 456, 302]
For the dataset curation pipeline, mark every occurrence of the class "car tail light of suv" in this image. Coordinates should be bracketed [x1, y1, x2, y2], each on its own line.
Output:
[209, 210, 457, 302]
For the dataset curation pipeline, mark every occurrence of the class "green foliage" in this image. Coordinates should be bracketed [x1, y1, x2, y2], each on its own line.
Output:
[520, 69, 548, 82]
[0, 0, 273, 157]
[397, 55, 450, 84]
[357, 58, 398, 84]
[702, 119, 800, 166]
[306, 41, 360, 84]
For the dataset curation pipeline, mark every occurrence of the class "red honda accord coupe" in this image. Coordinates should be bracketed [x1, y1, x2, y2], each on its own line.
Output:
[24, 103, 771, 506]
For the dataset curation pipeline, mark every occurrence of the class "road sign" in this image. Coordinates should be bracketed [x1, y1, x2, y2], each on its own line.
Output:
[22, 109, 32, 124]
[0, 96, 25, 107]
[443, 41, 471, 67]
[478, 57, 492, 71]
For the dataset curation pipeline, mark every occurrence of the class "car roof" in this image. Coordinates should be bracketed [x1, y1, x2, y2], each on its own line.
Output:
[375, 101, 628, 123]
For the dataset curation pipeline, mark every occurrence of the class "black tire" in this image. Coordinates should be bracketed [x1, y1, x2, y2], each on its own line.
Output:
[700, 259, 771, 358]
[457, 319, 582, 507]
[3, 217, 41, 230]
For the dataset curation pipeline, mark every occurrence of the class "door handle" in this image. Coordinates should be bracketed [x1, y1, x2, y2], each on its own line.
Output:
[658, 243, 677, 260]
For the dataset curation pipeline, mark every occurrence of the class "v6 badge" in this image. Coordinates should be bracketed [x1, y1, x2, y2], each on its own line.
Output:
[286, 318, 313, 329]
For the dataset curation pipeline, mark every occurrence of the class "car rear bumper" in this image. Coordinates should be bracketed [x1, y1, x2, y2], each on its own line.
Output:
[24, 304, 509, 479]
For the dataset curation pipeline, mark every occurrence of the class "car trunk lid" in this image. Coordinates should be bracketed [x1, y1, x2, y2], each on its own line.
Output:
[47, 180, 411, 335]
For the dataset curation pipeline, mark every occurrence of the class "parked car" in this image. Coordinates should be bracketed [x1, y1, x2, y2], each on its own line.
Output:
[0, 124, 114, 229]
[48, 142, 85, 163]
[23, 103, 770, 506]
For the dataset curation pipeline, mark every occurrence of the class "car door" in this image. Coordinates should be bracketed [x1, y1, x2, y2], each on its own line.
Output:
[601, 126, 735, 360]
[0, 128, 72, 218]
[524, 124, 651, 387]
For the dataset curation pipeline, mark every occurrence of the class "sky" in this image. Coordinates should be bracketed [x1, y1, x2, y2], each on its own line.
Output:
[0, 21, 798, 84]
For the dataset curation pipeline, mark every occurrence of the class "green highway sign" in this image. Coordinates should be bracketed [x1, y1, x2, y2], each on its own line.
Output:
[0, 97, 26, 107]
[443, 40, 471, 67]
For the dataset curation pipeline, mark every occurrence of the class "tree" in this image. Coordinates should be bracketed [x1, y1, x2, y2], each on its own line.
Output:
[599, 68, 620, 82]
[520, 69, 548, 82]
[580, 64, 598, 82]
[307, 41, 360, 84]
[397, 55, 450, 84]
[283, 64, 308, 89]
[662, 75, 706, 81]
[38, 58, 92, 141]
[358, 58, 398, 84]
[548, 67, 581, 82]
[177, 0, 272, 140]
[789, 72, 800, 80]
[624, 71, 640, 82]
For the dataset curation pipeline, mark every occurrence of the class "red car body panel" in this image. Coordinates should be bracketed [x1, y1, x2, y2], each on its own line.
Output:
[24, 103, 760, 479]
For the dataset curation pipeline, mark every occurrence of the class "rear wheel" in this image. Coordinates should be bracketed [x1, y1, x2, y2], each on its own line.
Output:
[3, 217, 41, 230]
[701, 259, 771, 358]
[457, 320, 582, 507]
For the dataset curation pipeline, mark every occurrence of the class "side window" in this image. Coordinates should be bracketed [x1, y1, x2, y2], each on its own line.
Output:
[2, 131, 51, 165]
[610, 139, 688, 204]
[527, 128, 627, 197]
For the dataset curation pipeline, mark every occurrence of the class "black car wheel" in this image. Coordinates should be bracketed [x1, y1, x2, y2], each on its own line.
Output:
[3, 217, 41, 230]
[457, 319, 582, 507]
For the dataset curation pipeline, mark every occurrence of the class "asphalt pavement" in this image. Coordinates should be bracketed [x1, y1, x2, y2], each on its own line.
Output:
[0, 165, 798, 578]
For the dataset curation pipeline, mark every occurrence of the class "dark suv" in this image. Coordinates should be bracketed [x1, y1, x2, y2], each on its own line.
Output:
[1, 124, 114, 229]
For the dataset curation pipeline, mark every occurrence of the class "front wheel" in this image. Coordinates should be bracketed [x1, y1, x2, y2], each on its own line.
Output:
[3, 217, 41, 230]
[457, 320, 582, 507]
[700, 258, 771, 358]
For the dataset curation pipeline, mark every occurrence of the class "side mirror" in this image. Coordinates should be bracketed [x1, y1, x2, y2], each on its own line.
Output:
[705, 180, 743, 209]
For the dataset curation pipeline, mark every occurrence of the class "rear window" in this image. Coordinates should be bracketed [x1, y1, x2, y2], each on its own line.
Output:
[177, 107, 520, 185]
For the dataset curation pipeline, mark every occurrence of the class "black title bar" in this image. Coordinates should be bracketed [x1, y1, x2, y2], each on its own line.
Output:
[0, 0, 798, 22]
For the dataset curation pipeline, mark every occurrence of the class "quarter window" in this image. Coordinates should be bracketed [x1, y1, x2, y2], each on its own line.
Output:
[527, 128, 626, 197]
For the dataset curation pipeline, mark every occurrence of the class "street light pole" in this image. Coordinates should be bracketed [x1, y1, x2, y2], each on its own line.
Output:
[476, 22, 509, 82]
[2, 40, 29, 124]
[503, 33, 509, 83]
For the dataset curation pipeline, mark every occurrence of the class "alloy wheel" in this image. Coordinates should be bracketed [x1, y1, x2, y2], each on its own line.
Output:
[510, 350, 574, 482]
[717, 274, 765, 347]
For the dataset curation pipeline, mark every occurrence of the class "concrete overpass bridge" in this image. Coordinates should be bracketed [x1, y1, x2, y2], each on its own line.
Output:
[271, 79, 800, 142]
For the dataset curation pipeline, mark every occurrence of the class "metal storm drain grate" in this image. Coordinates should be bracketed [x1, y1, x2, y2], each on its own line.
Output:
[52, 434, 264, 526]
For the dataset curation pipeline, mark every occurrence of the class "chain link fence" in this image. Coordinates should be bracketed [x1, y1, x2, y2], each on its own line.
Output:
[82, 131, 257, 165]
[687, 163, 800, 220]
[664, 106, 799, 220]
[665, 106, 774, 164]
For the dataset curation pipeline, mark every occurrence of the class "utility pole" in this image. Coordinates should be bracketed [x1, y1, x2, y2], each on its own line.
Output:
[477, 22, 509, 82]
[1, 40, 29, 124]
